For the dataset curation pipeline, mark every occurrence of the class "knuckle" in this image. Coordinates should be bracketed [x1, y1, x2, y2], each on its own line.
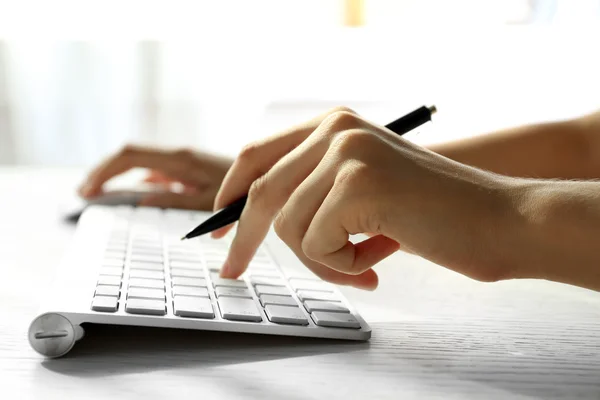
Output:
[173, 148, 197, 169]
[326, 105, 356, 116]
[330, 129, 373, 155]
[325, 110, 360, 130]
[238, 141, 262, 162]
[273, 210, 292, 242]
[333, 164, 371, 208]
[173, 148, 195, 161]
[247, 175, 272, 211]
[119, 143, 140, 157]
[334, 165, 357, 188]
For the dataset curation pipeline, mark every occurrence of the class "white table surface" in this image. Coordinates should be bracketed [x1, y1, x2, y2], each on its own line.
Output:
[2, 167, 600, 400]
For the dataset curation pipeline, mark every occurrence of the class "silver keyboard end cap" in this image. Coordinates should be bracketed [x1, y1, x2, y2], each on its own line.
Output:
[28, 313, 78, 358]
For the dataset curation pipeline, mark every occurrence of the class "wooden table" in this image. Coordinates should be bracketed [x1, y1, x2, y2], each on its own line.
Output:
[2, 167, 600, 399]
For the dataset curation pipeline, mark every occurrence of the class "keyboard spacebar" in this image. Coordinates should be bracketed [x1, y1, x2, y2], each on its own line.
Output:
[126, 298, 166, 315]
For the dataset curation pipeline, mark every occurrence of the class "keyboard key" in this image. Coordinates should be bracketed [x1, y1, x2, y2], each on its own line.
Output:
[170, 261, 203, 270]
[212, 277, 247, 288]
[168, 246, 199, 254]
[109, 234, 129, 242]
[170, 256, 203, 264]
[131, 242, 161, 250]
[113, 206, 133, 216]
[204, 251, 227, 259]
[259, 294, 297, 307]
[218, 297, 262, 322]
[172, 285, 209, 297]
[129, 278, 165, 289]
[204, 255, 227, 262]
[103, 258, 125, 268]
[200, 239, 228, 247]
[203, 248, 228, 256]
[206, 264, 222, 273]
[131, 246, 163, 256]
[129, 269, 164, 280]
[311, 311, 360, 329]
[129, 261, 164, 271]
[289, 279, 333, 292]
[97, 275, 122, 286]
[91, 295, 118, 312]
[130, 254, 163, 263]
[215, 286, 252, 299]
[169, 246, 201, 253]
[132, 237, 161, 244]
[283, 268, 316, 279]
[106, 243, 127, 252]
[128, 287, 165, 300]
[170, 250, 203, 258]
[297, 290, 340, 302]
[174, 296, 214, 318]
[255, 285, 291, 297]
[171, 268, 204, 278]
[248, 261, 276, 269]
[170, 248, 203, 255]
[169, 247, 200, 255]
[171, 277, 206, 287]
[265, 305, 309, 325]
[125, 298, 166, 315]
[247, 267, 277, 275]
[99, 266, 123, 277]
[249, 276, 285, 287]
[249, 270, 281, 278]
[131, 239, 161, 247]
[131, 232, 160, 240]
[108, 238, 129, 247]
[251, 255, 271, 264]
[304, 300, 349, 313]
[95, 285, 120, 297]
[105, 250, 126, 259]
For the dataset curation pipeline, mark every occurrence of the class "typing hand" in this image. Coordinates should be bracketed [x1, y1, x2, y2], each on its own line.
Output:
[79, 145, 233, 211]
[215, 108, 513, 290]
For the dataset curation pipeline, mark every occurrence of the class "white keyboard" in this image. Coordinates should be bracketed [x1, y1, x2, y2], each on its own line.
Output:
[28, 206, 371, 357]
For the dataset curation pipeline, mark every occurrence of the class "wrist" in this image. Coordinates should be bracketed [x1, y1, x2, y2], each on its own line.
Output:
[489, 177, 578, 283]
[386, 152, 527, 283]
[453, 171, 528, 282]
[416, 162, 531, 282]
[506, 178, 600, 290]
[477, 176, 537, 281]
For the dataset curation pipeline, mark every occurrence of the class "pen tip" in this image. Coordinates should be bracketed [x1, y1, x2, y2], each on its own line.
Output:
[428, 105, 437, 115]
[180, 236, 187, 241]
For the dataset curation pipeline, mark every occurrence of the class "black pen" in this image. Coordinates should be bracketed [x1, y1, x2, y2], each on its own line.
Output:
[181, 105, 437, 240]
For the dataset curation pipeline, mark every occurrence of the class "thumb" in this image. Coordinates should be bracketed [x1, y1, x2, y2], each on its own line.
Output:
[138, 191, 215, 211]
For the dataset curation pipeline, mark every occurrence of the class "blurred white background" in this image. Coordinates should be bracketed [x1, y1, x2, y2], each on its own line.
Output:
[0, 0, 599, 166]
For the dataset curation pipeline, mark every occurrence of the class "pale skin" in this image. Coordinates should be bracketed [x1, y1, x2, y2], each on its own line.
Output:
[79, 108, 600, 292]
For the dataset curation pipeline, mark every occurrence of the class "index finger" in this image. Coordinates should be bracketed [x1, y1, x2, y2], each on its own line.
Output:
[79, 145, 184, 198]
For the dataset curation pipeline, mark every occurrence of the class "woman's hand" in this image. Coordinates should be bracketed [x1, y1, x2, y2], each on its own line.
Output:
[79, 145, 233, 211]
[215, 108, 517, 290]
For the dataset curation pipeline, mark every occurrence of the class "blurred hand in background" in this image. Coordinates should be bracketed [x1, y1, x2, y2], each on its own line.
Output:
[79, 145, 233, 210]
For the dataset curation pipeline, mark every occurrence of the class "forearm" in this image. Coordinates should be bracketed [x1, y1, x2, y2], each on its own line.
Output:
[490, 177, 600, 291]
[428, 114, 599, 179]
